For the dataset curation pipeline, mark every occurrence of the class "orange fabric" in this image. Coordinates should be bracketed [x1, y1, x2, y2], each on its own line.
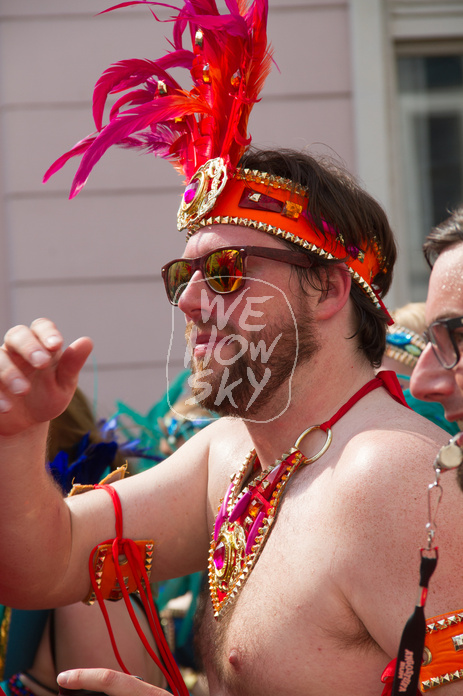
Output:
[420, 610, 463, 691]
[210, 174, 382, 288]
[84, 539, 154, 604]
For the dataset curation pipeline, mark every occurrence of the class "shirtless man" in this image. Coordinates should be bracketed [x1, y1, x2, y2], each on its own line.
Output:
[0, 146, 462, 696]
[411, 207, 463, 492]
[2, 0, 463, 691]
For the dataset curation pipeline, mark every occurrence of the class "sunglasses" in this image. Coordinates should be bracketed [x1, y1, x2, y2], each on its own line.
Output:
[161, 246, 314, 306]
[424, 315, 463, 369]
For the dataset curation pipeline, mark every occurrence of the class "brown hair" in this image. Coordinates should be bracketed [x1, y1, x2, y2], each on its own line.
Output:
[423, 207, 463, 268]
[239, 148, 397, 366]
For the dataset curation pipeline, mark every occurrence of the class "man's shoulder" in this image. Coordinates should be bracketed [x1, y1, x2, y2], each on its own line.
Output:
[372, 403, 447, 441]
[337, 402, 449, 480]
[206, 415, 249, 439]
[358, 391, 448, 445]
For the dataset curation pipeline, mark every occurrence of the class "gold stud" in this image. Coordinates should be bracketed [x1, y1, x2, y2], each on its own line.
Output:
[202, 64, 211, 83]
[194, 29, 204, 47]
[157, 80, 168, 95]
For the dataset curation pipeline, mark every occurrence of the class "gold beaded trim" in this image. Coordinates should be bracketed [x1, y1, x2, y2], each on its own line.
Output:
[426, 612, 463, 633]
[421, 670, 463, 691]
[385, 346, 419, 369]
[385, 324, 426, 369]
[235, 167, 309, 198]
[186, 215, 382, 310]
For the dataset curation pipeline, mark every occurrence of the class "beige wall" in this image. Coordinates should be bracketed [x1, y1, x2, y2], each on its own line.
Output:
[0, 0, 354, 416]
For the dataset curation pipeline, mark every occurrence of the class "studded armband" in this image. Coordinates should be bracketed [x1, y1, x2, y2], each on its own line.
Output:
[75, 476, 155, 606]
[420, 610, 463, 691]
[85, 538, 154, 605]
[75, 485, 186, 695]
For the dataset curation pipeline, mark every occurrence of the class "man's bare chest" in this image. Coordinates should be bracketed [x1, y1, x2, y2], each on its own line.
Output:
[198, 485, 387, 696]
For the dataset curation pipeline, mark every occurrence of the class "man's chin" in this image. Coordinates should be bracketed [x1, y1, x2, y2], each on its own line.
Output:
[189, 371, 265, 418]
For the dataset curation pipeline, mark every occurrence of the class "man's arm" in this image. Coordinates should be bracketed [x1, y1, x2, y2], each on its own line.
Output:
[0, 319, 212, 609]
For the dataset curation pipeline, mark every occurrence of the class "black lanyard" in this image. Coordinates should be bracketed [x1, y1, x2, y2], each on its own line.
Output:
[391, 551, 438, 695]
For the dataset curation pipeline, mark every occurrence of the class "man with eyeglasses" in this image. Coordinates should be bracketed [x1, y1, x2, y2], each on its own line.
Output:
[411, 207, 463, 492]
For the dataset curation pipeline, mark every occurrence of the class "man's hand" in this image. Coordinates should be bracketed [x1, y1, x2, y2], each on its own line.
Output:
[0, 318, 93, 436]
[57, 669, 171, 696]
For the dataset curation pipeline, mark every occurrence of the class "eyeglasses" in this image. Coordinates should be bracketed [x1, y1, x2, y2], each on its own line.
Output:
[423, 315, 463, 369]
[161, 245, 314, 306]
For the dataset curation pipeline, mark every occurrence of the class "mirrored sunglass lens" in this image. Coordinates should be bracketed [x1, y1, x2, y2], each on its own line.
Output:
[205, 249, 244, 293]
[167, 261, 192, 303]
[429, 323, 457, 368]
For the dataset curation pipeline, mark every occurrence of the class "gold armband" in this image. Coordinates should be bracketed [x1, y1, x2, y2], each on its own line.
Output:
[420, 610, 463, 691]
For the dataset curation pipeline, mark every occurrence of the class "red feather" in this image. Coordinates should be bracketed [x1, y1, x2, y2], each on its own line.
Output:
[44, 0, 273, 197]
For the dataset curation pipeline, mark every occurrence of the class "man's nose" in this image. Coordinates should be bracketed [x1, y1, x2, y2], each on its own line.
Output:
[178, 270, 211, 319]
[410, 342, 454, 402]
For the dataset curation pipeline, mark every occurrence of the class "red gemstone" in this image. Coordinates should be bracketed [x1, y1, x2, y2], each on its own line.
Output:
[265, 462, 283, 486]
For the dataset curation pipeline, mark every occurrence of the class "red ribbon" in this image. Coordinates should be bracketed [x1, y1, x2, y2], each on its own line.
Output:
[89, 484, 189, 696]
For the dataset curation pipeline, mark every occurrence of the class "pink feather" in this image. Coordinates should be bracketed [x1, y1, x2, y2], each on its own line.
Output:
[44, 0, 273, 197]
[43, 134, 98, 183]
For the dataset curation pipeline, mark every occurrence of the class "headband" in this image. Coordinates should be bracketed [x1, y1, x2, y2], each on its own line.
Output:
[177, 156, 388, 309]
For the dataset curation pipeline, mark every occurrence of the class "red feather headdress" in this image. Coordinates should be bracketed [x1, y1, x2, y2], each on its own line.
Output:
[44, 0, 273, 198]
[44, 0, 389, 311]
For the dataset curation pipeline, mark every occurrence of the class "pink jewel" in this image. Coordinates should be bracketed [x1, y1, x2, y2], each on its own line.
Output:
[347, 244, 359, 259]
[229, 490, 252, 523]
[213, 541, 225, 570]
[184, 180, 199, 204]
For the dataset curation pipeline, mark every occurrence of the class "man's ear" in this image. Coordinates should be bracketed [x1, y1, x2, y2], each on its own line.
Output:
[314, 264, 351, 320]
